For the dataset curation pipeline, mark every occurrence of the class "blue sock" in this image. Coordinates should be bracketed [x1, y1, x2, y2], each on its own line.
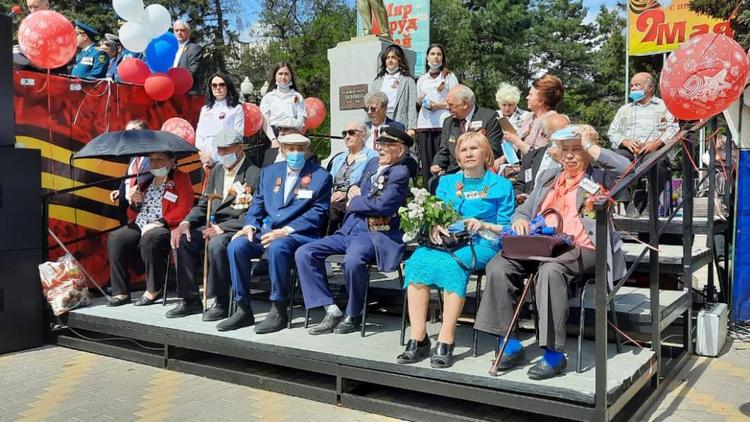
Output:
[498, 337, 522, 355]
[543, 349, 565, 367]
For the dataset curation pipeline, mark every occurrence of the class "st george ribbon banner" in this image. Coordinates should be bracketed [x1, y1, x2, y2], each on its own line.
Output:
[628, 0, 732, 56]
[357, 0, 430, 76]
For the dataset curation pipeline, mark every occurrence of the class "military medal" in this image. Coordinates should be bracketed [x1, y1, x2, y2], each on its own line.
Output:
[273, 177, 282, 193]
[300, 174, 312, 189]
[455, 182, 464, 198]
[219, 112, 226, 120]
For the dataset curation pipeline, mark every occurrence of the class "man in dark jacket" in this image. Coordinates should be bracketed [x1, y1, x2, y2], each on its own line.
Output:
[167, 129, 261, 320]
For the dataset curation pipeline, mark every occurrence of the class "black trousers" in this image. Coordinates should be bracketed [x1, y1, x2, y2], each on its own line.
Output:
[108, 223, 171, 296]
[616, 147, 670, 212]
[416, 129, 442, 186]
[175, 229, 234, 304]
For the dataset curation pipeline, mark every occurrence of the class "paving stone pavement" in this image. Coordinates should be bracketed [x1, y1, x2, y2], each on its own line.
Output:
[0, 347, 398, 422]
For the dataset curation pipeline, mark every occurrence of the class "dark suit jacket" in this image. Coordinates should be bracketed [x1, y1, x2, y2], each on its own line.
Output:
[432, 106, 504, 174]
[513, 146, 547, 197]
[177, 41, 203, 92]
[184, 157, 261, 233]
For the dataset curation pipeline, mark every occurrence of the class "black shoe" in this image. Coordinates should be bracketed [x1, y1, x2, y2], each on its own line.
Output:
[133, 292, 161, 306]
[495, 348, 526, 370]
[333, 315, 362, 334]
[203, 301, 229, 322]
[308, 313, 343, 335]
[254, 301, 289, 334]
[165, 299, 202, 318]
[216, 304, 255, 332]
[396, 336, 431, 364]
[107, 295, 131, 307]
[430, 342, 455, 368]
[527, 356, 567, 380]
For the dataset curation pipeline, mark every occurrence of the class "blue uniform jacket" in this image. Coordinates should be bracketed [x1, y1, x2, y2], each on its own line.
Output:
[244, 160, 332, 240]
[340, 157, 410, 272]
[71, 44, 108, 79]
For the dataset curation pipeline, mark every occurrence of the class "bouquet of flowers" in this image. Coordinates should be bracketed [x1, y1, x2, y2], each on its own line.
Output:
[399, 188, 460, 243]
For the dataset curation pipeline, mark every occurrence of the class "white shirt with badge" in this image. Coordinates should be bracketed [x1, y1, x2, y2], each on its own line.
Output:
[195, 99, 245, 163]
[260, 89, 307, 131]
[416, 71, 458, 129]
[380, 73, 401, 116]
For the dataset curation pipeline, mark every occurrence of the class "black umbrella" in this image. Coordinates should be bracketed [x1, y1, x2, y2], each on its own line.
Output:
[71, 130, 199, 163]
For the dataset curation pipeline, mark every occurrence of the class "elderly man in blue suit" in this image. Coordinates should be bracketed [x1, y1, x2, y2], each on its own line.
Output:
[218, 134, 332, 334]
[296, 126, 412, 334]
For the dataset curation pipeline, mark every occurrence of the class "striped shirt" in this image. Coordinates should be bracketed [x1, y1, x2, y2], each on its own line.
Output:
[607, 97, 679, 149]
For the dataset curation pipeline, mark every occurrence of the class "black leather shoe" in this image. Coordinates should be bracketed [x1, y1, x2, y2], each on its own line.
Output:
[165, 299, 202, 318]
[495, 348, 526, 370]
[216, 304, 255, 332]
[107, 296, 131, 307]
[396, 336, 431, 364]
[527, 356, 567, 380]
[430, 342, 455, 368]
[133, 292, 161, 306]
[203, 301, 229, 322]
[334, 315, 362, 334]
[254, 301, 289, 334]
[308, 313, 343, 335]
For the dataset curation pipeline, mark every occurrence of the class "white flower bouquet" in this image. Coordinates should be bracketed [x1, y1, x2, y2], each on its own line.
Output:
[398, 188, 460, 243]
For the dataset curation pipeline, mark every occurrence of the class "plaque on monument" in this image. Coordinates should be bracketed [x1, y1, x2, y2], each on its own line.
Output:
[339, 84, 369, 110]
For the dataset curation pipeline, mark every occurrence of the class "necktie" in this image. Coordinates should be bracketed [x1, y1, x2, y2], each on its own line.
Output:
[460, 119, 467, 134]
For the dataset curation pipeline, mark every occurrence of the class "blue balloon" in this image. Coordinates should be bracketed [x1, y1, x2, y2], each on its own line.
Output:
[144, 32, 179, 73]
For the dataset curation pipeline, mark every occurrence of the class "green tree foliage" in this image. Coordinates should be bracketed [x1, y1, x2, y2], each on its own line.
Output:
[689, 0, 750, 49]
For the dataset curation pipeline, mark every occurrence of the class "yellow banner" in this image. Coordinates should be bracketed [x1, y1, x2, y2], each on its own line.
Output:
[628, 0, 732, 56]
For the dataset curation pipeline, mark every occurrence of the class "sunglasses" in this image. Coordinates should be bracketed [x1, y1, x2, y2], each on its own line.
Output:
[211, 82, 226, 88]
[341, 129, 362, 137]
[364, 106, 380, 112]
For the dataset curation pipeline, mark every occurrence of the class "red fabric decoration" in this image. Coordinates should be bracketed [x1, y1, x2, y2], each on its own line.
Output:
[305, 97, 326, 130]
[167, 67, 193, 95]
[144, 73, 175, 102]
[118, 58, 151, 86]
[660, 33, 750, 121]
[161, 117, 196, 145]
[17, 11, 77, 69]
[242, 103, 263, 136]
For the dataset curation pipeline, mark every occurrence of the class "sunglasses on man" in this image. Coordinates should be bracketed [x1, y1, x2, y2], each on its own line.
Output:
[341, 129, 363, 137]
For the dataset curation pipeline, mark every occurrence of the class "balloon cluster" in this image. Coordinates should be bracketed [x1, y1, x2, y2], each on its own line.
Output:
[114, 0, 193, 101]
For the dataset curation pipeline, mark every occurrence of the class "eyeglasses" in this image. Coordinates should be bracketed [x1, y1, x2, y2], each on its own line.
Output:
[211, 82, 226, 88]
[341, 129, 362, 137]
[364, 106, 380, 112]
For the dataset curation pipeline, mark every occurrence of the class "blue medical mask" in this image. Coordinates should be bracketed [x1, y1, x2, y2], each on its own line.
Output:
[629, 89, 646, 102]
[286, 151, 305, 170]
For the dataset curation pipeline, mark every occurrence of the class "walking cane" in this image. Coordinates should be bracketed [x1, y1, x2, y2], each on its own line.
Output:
[489, 273, 536, 377]
[202, 193, 223, 310]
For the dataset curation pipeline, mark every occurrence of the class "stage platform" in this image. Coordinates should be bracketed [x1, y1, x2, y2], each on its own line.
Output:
[58, 297, 658, 421]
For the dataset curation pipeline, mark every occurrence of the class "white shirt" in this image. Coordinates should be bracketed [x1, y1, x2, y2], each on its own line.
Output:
[260, 88, 307, 131]
[416, 71, 458, 129]
[222, 155, 245, 199]
[173, 41, 188, 68]
[380, 72, 401, 115]
[194, 99, 245, 162]
[365, 122, 386, 151]
[607, 96, 679, 149]
[284, 167, 301, 203]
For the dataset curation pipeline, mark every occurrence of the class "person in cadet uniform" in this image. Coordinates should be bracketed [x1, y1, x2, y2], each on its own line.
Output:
[71, 21, 108, 79]
[218, 134, 332, 334]
[296, 126, 412, 335]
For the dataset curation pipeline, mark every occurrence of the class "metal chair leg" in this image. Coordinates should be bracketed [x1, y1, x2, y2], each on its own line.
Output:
[288, 267, 295, 329]
[162, 252, 171, 307]
[399, 267, 407, 346]
[361, 280, 369, 337]
[608, 285, 623, 353]
[529, 274, 540, 342]
[436, 288, 444, 322]
[304, 308, 310, 328]
[472, 272, 483, 357]
[577, 282, 588, 373]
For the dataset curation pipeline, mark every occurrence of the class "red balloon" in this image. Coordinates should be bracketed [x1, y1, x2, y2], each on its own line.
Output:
[118, 58, 151, 85]
[17, 11, 77, 69]
[161, 117, 195, 145]
[242, 103, 263, 136]
[144, 73, 175, 102]
[167, 67, 194, 95]
[660, 33, 750, 121]
[305, 97, 326, 130]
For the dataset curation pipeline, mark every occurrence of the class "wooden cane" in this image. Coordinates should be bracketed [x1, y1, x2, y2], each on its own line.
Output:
[489, 273, 536, 377]
[202, 193, 223, 310]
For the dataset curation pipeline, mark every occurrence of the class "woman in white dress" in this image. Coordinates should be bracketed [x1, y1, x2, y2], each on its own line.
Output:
[415, 43, 458, 184]
[260, 62, 307, 148]
[195, 72, 244, 171]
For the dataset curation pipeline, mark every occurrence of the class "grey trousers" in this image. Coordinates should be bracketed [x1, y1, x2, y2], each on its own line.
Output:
[474, 248, 596, 352]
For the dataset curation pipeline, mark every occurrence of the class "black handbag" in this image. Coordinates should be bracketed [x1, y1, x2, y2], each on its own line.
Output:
[502, 208, 575, 261]
[420, 230, 477, 272]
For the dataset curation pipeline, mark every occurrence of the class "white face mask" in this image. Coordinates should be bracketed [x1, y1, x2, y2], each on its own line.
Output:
[150, 167, 169, 177]
[428, 62, 442, 72]
[276, 81, 292, 90]
[218, 152, 237, 168]
[386, 66, 400, 75]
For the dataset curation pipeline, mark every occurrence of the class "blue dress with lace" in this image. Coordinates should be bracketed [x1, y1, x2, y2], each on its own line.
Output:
[404, 171, 515, 297]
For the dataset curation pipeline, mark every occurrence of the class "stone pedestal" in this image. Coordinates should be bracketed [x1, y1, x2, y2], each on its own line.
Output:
[326, 35, 416, 162]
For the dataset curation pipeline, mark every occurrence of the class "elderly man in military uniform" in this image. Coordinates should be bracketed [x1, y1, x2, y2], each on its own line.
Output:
[167, 129, 261, 321]
[71, 21, 108, 79]
[296, 126, 412, 334]
[218, 134, 332, 334]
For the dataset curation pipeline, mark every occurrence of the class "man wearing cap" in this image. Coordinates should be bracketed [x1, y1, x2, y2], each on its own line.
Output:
[72, 21, 108, 79]
[295, 126, 412, 334]
[105, 32, 144, 82]
[167, 129, 261, 320]
[219, 134, 332, 334]
[261, 125, 318, 167]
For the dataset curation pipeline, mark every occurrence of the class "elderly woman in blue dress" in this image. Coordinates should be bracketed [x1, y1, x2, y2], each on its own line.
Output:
[398, 131, 515, 368]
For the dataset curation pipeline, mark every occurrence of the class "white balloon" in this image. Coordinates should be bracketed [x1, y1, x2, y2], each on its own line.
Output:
[119, 22, 150, 53]
[143, 4, 172, 38]
[112, 0, 144, 23]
